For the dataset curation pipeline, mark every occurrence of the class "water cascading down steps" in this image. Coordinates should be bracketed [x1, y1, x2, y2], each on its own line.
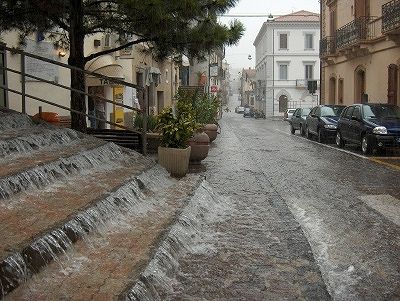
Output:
[0, 109, 218, 300]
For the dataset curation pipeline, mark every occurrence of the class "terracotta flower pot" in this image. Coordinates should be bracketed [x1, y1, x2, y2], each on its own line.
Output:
[187, 131, 210, 164]
[158, 146, 191, 177]
[204, 123, 218, 142]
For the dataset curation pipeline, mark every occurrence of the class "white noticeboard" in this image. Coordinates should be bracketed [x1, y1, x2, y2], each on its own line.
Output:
[210, 65, 219, 77]
[25, 40, 59, 82]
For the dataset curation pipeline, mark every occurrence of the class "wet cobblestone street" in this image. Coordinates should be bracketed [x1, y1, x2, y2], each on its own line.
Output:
[174, 104, 400, 300]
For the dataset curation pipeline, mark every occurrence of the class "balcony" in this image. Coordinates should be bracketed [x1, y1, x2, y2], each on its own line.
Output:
[336, 16, 378, 50]
[320, 36, 336, 57]
[382, 0, 400, 34]
[295, 79, 320, 88]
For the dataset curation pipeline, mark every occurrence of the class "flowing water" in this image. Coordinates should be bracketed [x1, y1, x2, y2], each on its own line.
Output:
[0, 142, 129, 200]
[124, 181, 233, 301]
[0, 127, 80, 158]
[0, 177, 154, 298]
[0, 113, 33, 131]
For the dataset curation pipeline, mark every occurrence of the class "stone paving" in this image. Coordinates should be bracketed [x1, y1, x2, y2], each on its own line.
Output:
[188, 110, 399, 300]
[145, 115, 331, 300]
[5, 176, 203, 301]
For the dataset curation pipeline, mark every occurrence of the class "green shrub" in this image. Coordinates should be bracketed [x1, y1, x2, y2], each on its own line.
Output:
[133, 113, 158, 132]
[174, 90, 220, 126]
[156, 102, 197, 149]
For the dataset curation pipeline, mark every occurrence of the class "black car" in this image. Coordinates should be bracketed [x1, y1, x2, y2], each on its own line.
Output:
[243, 107, 253, 118]
[306, 105, 345, 143]
[336, 103, 400, 155]
[290, 107, 311, 136]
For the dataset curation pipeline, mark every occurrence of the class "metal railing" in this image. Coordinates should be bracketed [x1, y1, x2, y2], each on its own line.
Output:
[0, 44, 149, 154]
[295, 79, 320, 88]
[336, 16, 378, 49]
[320, 36, 336, 57]
[382, 0, 400, 33]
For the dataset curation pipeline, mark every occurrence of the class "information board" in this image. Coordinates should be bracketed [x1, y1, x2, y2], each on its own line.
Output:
[25, 40, 59, 82]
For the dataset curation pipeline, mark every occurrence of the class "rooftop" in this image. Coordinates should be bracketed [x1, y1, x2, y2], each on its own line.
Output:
[274, 10, 319, 22]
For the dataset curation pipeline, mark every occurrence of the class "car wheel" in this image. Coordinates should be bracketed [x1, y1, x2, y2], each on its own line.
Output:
[336, 131, 345, 148]
[290, 124, 295, 134]
[300, 124, 305, 136]
[361, 135, 372, 155]
[317, 129, 324, 143]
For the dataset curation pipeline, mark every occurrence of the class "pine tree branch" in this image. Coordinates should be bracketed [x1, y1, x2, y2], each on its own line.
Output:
[84, 38, 152, 62]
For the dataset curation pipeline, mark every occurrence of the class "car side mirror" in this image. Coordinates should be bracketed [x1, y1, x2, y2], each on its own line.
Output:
[351, 116, 361, 121]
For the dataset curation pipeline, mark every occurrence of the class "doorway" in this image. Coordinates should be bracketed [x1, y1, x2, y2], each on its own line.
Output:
[388, 64, 398, 105]
[355, 0, 370, 18]
[157, 91, 164, 114]
[355, 67, 366, 103]
[329, 77, 336, 104]
[278, 95, 288, 112]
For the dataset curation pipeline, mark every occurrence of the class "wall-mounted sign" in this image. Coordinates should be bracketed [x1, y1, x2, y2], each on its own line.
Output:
[25, 40, 59, 82]
[210, 64, 219, 77]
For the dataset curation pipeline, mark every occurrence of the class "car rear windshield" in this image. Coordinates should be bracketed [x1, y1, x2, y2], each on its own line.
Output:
[321, 106, 344, 117]
[363, 105, 400, 119]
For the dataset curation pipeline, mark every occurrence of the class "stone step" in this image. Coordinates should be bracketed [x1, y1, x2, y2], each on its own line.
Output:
[0, 161, 171, 299]
[0, 125, 81, 159]
[0, 138, 140, 200]
[3, 175, 203, 301]
[0, 111, 34, 131]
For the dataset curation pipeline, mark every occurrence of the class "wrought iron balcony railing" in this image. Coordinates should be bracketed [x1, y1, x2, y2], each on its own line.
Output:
[320, 36, 336, 57]
[336, 16, 377, 49]
[382, 0, 400, 33]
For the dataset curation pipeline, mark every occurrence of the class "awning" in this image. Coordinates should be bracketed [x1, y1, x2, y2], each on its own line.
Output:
[85, 55, 125, 86]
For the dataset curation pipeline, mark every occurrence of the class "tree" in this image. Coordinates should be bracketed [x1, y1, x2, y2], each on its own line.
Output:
[0, 0, 244, 131]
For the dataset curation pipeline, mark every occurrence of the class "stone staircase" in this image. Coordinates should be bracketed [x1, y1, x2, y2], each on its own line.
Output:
[0, 109, 209, 300]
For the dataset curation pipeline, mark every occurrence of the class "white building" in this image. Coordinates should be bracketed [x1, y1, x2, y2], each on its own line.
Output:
[254, 10, 320, 117]
[0, 31, 179, 128]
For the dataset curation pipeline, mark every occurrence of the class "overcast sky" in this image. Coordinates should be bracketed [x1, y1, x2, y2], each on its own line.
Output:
[220, 0, 320, 72]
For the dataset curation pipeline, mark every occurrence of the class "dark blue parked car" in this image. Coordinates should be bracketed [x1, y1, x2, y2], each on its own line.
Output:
[306, 105, 346, 143]
[290, 107, 311, 136]
[336, 103, 400, 155]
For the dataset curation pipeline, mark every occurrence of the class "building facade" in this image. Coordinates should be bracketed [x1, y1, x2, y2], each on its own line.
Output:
[254, 10, 320, 117]
[0, 31, 179, 128]
[320, 0, 400, 106]
[188, 47, 226, 96]
[239, 68, 256, 107]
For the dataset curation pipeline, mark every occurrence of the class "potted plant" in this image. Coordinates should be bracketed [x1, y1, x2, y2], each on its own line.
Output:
[156, 100, 197, 177]
[193, 93, 220, 142]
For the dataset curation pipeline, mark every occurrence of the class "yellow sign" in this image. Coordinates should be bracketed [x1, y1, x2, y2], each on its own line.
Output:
[113, 86, 124, 129]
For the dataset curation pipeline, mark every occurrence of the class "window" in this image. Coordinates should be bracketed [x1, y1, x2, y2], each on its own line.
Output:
[279, 34, 288, 49]
[279, 64, 288, 80]
[305, 34, 314, 49]
[305, 65, 313, 80]
[352, 106, 361, 119]
[344, 107, 354, 119]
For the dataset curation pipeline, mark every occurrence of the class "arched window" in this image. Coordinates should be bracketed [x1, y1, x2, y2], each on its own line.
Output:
[278, 95, 288, 112]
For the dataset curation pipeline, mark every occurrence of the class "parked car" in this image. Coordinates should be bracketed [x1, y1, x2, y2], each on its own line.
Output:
[235, 106, 245, 113]
[336, 103, 400, 155]
[306, 105, 345, 143]
[290, 107, 311, 136]
[243, 107, 253, 118]
[283, 108, 296, 121]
